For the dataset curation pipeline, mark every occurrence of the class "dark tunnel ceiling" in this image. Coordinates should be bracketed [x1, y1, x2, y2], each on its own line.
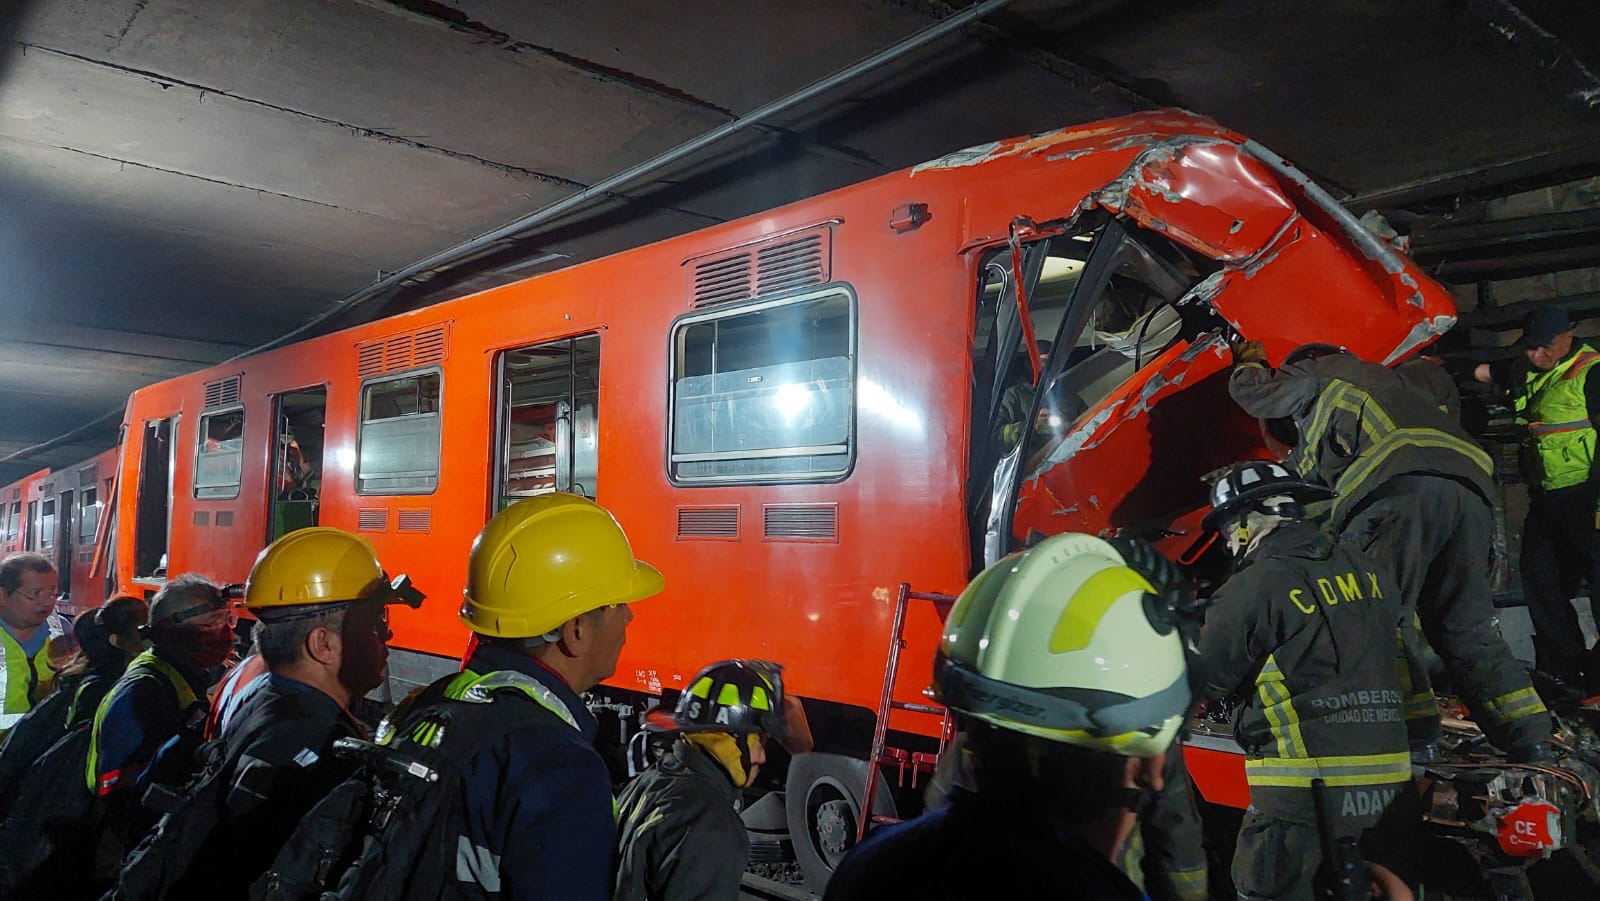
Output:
[2, 0, 1599, 482]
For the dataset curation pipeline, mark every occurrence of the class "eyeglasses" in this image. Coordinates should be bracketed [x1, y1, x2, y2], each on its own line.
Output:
[14, 587, 56, 603]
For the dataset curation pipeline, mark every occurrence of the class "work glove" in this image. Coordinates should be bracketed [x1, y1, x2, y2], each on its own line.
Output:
[1230, 339, 1268, 366]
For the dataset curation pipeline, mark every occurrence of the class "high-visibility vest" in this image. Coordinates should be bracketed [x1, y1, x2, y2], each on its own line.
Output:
[85, 648, 200, 793]
[1517, 344, 1600, 491]
[0, 613, 70, 736]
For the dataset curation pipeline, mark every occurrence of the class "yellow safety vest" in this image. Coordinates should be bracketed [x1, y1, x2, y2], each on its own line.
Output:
[1517, 344, 1600, 491]
[85, 649, 200, 792]
[0, 614, 70, 736]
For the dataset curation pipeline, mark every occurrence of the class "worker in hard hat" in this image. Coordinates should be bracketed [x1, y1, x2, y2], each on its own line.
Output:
[418, 494, 663, 900]
[615, 659, 810, 901]
[111, 526, 422, 898]
[1197, 460, 1414, 901]
[823, 532, 1195, 900]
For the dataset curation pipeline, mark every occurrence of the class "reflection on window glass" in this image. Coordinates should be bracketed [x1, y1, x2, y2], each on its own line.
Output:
[359, 372, 442, 494]
[40, 498, 55, 549]
[80, 486, 99, 545]
[671, 290, 854, 483]
[195, 409, 245, 499]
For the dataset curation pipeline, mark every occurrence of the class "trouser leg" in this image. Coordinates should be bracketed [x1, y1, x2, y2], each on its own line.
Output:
[1232, 809, 1320, 901]
[1522, 494, 1585, 677]
[1138, 751, 1209, 901]
[1344, 492, 1439, 746]
[1417, 480, 1551, 755]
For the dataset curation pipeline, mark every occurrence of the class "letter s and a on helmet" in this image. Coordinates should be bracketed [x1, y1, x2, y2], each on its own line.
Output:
[459, 493, 664, 640]
[1201, 460, 1335, 533]
[935, 533, 1191, 758]
[644, 659, 788, 738]
[243, 527, 425, 621]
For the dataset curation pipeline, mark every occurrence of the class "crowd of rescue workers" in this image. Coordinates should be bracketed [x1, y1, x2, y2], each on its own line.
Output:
[0, 305, 1594, 901]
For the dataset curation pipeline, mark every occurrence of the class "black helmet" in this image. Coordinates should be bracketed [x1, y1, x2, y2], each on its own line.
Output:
[646, 659, 785, 735]
[1282, 343, 1347, 367]
[1202, 460, 1334, 532]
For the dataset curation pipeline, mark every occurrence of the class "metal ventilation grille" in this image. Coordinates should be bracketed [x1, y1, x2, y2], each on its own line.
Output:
[215, 511, 234, 527]
[676, 505, 740, 540]
[756, 234, 826, 296]
[203, 375, 242, 408]
[692, 253, 753, 308]
[763, 504, 838, 542]
[413, 326, 448, 365]
[357, 342, 386, 378]
[397, 509, 432, 533]
[357, 324, 451, 377]
[357, 508, 388, 532]
[689, 227, 831, 309]
[39, 482, 54, 497]
[77, 465, 96, 484]
[192, 511, 210, 526]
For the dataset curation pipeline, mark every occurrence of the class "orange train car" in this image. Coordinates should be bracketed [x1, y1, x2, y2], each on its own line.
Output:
[21, 448, 121, 615]
[103, 110, 1454, 883]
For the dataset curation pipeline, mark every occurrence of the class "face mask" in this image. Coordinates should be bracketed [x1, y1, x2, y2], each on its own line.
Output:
[150, 618, 235, 671]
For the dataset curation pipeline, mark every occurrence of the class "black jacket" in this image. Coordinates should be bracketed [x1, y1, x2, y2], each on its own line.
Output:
[1197, 522, 1409, 826]
[614, 738, 748, 901]
[1229, 353, 1493, 526]
[170, 674, 364, 897]
[823, 787, 1145, 901]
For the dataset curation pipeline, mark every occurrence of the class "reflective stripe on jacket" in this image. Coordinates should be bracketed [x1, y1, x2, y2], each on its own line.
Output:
[1229, 354, 1494, 526]
[0, 613, 70, 735]
[1197, 522, 1409, 821]
[1517, 344, 1600, 491]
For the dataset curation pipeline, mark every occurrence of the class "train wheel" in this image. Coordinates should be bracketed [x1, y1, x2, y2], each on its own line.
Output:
[785, 752, 897, 893]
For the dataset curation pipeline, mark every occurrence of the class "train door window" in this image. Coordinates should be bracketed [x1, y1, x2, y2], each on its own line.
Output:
[0, 503, 8, 543]
[194, 408, 245, 499]
[669, 287, 855, 484]
[357, 370, 442, 495]
[495, 335, 600, 508]
[39, 498, 55, 551]
[10, 500, 24, 544]
[80, 486, 99, 546]
[270, 387, 327, 541]
[135, 416, 177, 580]
[24, 501, 37, 551]
[55, 491, 73, 597]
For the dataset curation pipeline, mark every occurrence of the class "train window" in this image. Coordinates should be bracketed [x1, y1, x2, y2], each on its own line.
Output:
[357, 370, 442, 494]
[80, 487, 99, 546]
[195, 408, 245, 500]
[39, 499, 55, 550]
[7, 500, 19, 541]
[670, 287, 855, 484]
[495, 334, 600, 508]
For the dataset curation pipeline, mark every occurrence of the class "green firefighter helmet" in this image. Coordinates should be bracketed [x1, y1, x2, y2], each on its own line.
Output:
[936, 532, 1190, 757]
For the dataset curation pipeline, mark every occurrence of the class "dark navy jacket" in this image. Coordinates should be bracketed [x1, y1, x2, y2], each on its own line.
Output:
[824, 788, 1150, 901]
[455, 644, 615, 901]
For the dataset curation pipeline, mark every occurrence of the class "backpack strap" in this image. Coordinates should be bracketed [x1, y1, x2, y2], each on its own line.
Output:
[126, 650, 200, 711]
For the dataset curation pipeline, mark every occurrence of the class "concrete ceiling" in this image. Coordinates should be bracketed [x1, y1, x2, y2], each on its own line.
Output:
[3, 0, 1599, 483]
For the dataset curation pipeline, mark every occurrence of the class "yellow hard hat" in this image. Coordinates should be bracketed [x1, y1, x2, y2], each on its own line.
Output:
[461, 494, 664, 639]
[244, 527, 389, 611]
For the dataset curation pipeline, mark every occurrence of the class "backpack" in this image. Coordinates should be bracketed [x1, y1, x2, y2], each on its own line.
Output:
[0, 681, 79, 819]
[0, 723, 106, 899]
[250, 672, 558, 901]
[104, 736, 237, 901]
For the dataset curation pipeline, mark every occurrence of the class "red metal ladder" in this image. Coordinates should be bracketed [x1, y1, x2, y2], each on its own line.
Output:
[857, 582, 957, 843]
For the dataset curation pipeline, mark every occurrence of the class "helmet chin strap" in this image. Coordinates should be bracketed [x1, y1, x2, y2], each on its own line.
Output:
[1228, 508, 1289, 563]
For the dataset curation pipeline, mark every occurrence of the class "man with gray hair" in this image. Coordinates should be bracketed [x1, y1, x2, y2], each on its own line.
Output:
[112, 526, 420, 899]
[89, 573, 234, 846]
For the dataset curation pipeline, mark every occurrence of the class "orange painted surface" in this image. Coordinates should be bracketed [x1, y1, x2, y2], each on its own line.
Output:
[83, 111, 1454, 805]
[1184, 741, 1253, 810]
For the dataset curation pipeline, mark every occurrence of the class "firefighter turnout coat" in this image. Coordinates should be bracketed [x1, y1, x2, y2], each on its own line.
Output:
[1198, 522, 1409, 827]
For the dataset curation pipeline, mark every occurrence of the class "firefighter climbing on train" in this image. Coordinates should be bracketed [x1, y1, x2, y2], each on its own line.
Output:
[1197, 460, 1415, 901]
[1228, 339, 1553, 763]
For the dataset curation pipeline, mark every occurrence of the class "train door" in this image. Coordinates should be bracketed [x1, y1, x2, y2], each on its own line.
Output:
[5, 492, 19, 554]
[135, 416, 178, 581]
[494, 334, 600, 509]
[268, 387, 327, 541]
[24, 499, 38, 552]
[54, 489, 74, 598]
